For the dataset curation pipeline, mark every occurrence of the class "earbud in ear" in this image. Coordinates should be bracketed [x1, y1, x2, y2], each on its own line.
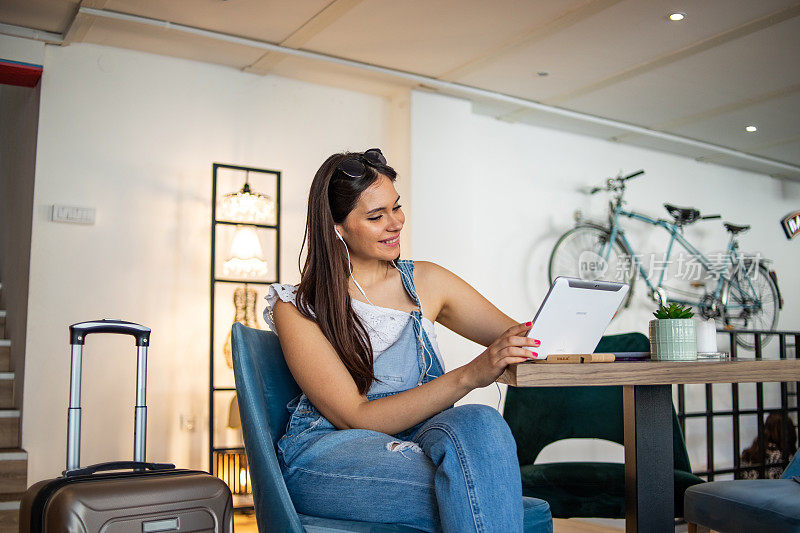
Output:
[334, 227, 343, 240]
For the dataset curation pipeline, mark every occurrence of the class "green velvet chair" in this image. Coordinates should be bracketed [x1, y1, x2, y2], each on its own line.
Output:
[503, 332, 705, 519]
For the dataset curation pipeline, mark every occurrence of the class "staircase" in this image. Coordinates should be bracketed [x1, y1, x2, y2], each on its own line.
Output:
[0, 291, 27, 530]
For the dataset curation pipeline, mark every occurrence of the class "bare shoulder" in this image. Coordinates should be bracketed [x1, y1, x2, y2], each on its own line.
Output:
[412, 261, 464, 322]
[271, 296, 367, 430]
[413, 260, 449, 280]
[414, 260, 463, 287]
[272, 297, 302, 321]
[271, 298, 321, 346]
[412, 260, 516, 346]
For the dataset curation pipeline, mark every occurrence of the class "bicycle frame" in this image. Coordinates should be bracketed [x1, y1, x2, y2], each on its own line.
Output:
[600, 203, 760, 310]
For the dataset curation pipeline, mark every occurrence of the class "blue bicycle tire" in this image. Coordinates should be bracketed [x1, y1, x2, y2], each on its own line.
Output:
[548, 224, 636, 312]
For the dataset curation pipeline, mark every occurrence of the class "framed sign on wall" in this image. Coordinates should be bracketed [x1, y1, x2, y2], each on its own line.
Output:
[781, 210, 799, 240]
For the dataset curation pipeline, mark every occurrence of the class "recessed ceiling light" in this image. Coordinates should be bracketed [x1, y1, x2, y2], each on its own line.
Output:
[745, 125, 758, 133]
[668, 12, 686, 21]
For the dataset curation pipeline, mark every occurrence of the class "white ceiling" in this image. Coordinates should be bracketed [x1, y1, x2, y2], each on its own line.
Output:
[2, 0, 799, 179]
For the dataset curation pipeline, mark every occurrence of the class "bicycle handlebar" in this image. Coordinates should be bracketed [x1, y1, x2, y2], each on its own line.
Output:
[585, 169, 645, 194]
[621, 169, 645, 181]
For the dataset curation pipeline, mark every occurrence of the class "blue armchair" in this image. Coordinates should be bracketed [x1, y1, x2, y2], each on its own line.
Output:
[230, 322, 424, 532]
[230, 322, 551, 532]
[684, 452, 800, 532]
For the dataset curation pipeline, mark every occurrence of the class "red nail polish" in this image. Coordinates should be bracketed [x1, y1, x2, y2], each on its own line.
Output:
[525, 321, 532, 327]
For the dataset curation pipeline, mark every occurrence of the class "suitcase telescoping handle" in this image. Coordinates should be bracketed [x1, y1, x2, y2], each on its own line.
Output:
[66, 320, 152, 473]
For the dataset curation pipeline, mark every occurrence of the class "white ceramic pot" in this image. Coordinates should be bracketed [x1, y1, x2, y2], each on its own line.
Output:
[649, 319, 698, 361]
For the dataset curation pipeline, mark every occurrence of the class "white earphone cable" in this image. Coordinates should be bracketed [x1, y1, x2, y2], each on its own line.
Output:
[335, 229, 375, 306]
[334, 228, 438, 384]
[392, 260, 436, 382]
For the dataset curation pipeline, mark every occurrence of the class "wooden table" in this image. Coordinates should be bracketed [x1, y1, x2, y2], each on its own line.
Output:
[498, 358, 800, 533]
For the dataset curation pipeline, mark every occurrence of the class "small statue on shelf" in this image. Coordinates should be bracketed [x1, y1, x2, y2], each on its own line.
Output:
[223, 285, 260, 429]
[223, 286, 260, 368]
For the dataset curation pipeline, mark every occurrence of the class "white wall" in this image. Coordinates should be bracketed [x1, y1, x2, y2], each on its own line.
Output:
[0, 34, 45, 65]
[410, 90, 800, 468]
[22, 42, 402, 482]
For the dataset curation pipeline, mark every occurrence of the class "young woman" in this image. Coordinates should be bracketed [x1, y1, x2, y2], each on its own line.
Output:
[265, 149, 552, 532]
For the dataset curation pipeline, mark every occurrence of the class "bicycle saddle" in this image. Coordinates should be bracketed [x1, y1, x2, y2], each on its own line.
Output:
[664, 203, 700, 225]
[724, 222, 751, 234]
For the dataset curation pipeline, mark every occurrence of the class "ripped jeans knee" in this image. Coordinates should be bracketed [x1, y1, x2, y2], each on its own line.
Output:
[386, 439, 423, 460]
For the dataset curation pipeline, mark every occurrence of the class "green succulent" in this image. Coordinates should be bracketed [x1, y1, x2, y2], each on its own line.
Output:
[653, 303, 694, 319]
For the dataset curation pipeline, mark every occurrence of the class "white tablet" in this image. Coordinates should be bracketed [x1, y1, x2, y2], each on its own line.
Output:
[526, 277, 629, 360]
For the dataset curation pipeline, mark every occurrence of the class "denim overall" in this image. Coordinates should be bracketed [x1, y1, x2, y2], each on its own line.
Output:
[276, 260, 552, 533]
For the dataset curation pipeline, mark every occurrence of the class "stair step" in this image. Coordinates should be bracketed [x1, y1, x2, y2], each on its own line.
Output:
[0, 449, 26, 493]
[0, 412, 19, 449]
[0, 492, 23, 503]
[0, 503, 19, 531]
[0, 347, 7, 372]
[0, 376, 10, 409]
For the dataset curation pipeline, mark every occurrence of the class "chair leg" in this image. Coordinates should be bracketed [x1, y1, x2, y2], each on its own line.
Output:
[688, 524, 711, 533]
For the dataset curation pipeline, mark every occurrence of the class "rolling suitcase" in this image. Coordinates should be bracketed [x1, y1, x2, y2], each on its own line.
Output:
[20, 320, 234, 532]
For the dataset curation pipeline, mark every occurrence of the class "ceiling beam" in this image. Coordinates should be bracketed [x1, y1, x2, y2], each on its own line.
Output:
[63, 1, 108, 45]
[499, 2, 800, 124]
[742, 133, 800, 153]
[548, 3, 800, 106]
[655, 83, 800, 131]
[695, 131, 800, 166]
[436, 0, 623, 82]
[0, 0, 108, 46]
[0, 22, 62, 44]
[610, 83, 800, 143]
[243, 0, 364, 76]
[42, 6, 800, 177]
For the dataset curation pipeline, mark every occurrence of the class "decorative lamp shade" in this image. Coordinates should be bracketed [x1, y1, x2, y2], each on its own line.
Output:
[223, 226, 268, 278]
[215, 450, 251, 496]
[220, 181, 275, 224]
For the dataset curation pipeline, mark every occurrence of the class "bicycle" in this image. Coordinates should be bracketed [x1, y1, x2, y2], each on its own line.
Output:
[548, 170, 783, 350]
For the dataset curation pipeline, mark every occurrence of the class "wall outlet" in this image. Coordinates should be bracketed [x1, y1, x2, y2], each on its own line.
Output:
[51, 204, 96, 225]
[180, 414, 196, 432]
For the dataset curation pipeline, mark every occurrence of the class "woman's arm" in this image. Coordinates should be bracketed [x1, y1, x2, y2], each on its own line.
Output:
[415, 261, 524, 347]
[273, 299, 537, 435]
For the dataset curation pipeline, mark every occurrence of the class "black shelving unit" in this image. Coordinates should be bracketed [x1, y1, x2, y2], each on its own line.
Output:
[210, 163, 281, 507]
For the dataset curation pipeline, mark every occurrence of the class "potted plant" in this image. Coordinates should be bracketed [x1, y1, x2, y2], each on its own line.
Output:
[649, 303, 698, 361]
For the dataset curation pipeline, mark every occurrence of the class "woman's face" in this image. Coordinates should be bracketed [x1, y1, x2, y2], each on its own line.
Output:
[337, 173, 404, 261]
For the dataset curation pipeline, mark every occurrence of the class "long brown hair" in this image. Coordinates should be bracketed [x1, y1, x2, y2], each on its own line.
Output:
[295, 151, 399, 395]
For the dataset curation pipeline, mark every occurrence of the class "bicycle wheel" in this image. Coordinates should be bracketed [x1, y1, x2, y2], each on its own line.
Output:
[548, 224, 635, 310]
[719, 264, 780, 351]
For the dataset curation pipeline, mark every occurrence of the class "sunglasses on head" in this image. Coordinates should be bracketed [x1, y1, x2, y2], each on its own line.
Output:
[337, 148, 387, 179]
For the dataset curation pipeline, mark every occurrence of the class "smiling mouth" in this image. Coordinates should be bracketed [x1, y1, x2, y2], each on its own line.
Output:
[380, 236, 399, 245]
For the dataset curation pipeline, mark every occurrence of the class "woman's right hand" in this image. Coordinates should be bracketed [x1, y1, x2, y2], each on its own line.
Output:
[461, 322, 541, 389]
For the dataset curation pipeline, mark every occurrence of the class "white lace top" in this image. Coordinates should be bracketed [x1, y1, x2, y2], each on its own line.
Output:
[264, 283, 445, 368]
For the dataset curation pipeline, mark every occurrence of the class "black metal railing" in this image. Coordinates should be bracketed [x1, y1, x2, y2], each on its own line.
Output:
[676, 330, 800, 481]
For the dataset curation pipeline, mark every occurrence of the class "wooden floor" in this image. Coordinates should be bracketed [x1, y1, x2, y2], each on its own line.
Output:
[233, 513, 625, 532]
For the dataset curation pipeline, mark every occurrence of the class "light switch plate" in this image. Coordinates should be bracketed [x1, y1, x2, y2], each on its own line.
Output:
[51, 204, 96, 225]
